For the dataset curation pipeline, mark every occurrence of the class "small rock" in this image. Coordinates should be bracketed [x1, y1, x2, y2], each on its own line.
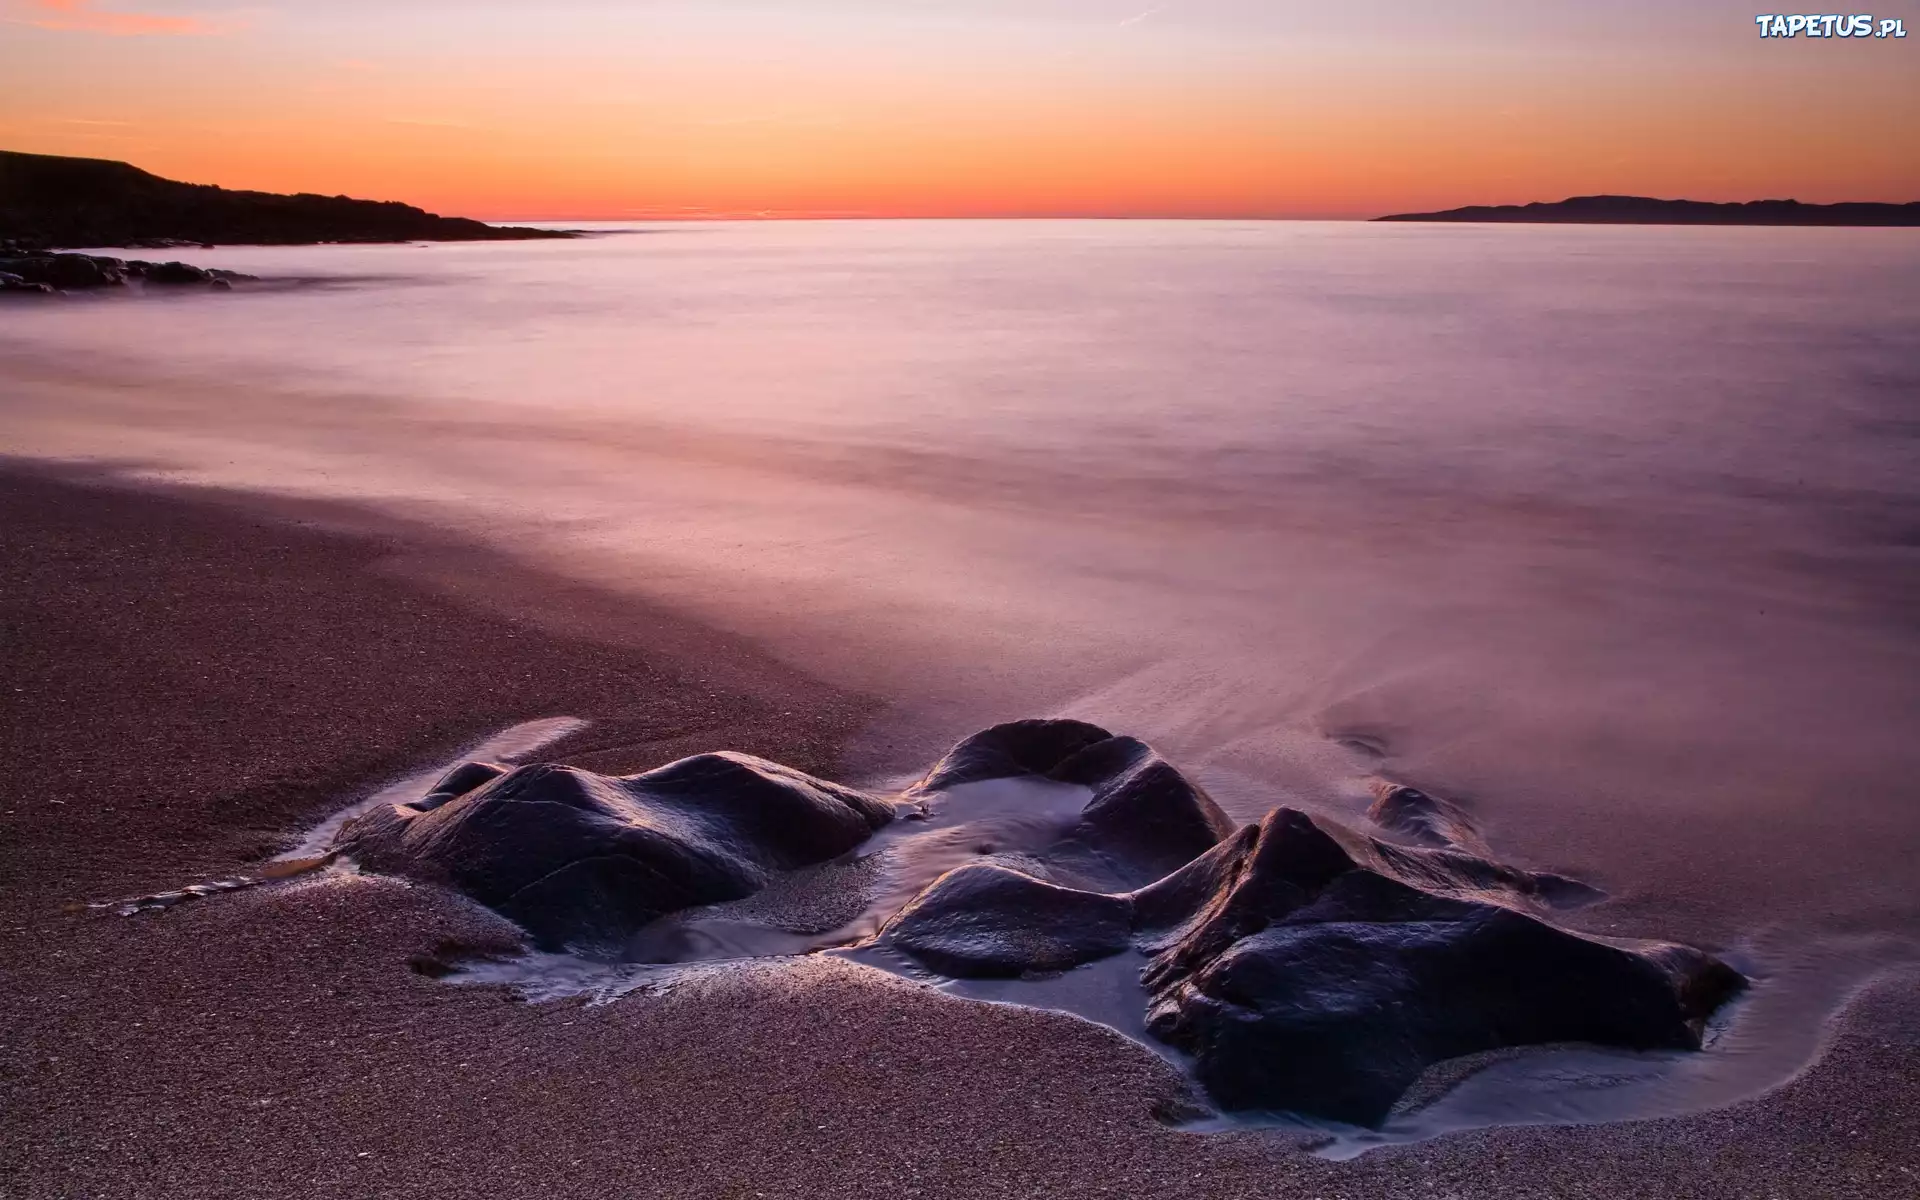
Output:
[144, 260, 212, 285]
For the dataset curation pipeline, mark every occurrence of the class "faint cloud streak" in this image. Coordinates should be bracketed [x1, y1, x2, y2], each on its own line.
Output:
[386, 117, 475, 130]
[9, 0, 226, 36]
[694, 112, 847, 129]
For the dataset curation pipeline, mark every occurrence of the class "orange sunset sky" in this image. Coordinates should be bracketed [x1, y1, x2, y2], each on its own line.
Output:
[2, 0, 1916, 220]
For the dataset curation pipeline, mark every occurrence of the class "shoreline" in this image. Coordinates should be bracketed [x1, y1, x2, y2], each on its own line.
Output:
[2, 464, 1916, 1198]
[0, 460, 884, 900]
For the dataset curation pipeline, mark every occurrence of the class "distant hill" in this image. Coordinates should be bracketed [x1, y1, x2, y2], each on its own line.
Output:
[0, 150, 575, 248]
[1375, 195, 1920, 227]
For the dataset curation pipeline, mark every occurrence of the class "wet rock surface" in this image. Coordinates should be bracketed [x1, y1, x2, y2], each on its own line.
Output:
[1366, 781, 1487, 851]
[0, 251, 256, 296]
[1133, 808, 1743, 1125]
[882, 863, 1135, 978]
[338, 754, 893, 953]
[905, 720, 1239, 889]
[336, 718, 1745, 1126]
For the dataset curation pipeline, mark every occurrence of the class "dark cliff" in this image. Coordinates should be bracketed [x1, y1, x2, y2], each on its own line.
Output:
[1376, 194, 1920, 226]
[0, 150, 576, 248]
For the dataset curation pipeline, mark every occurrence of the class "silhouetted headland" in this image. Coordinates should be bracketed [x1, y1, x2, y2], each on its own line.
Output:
[1376, 194, 1920, 226]
[0, 150, 578, 249]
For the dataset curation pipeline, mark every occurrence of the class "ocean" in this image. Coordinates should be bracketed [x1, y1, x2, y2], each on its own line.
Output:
[5, 218, 1917, 978]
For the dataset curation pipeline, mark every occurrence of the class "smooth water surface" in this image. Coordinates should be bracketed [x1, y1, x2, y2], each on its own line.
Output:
[5, 221, 1918, 965]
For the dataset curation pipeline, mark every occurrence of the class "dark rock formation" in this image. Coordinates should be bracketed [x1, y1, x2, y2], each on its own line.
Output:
[1365, 781, 1607, 910]
[0, 270, 54, 296]
[883, 863, 1133, 978]
[0, 251, 257, 295]
[878, 791, 1737, 1124]
[1366, 781, 1485, 851]
[143, 260, 211, 285]
[1133, 808, 1740, 1125]
[908, 720, 1237, 887]
[1374, 194, 1920, 226]
[0, 149, 578, 248]
[337, 718, 1744, 1126]
[886, 725, 1738, 1123]
[338, 754, 893, 953]
[0, 252, 123, 289]
[1053, 734, 1240, 884]
[911, 718, 1117, 791]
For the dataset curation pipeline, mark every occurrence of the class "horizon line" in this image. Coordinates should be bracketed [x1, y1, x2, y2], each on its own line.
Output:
[489, 214, 1383, 224]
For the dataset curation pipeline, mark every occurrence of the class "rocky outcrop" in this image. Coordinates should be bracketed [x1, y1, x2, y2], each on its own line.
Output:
[1366, 781, 1486, 851]
[337, 718, 1744, 1127]
[0, 271, 53, 295]
[874, 733, 1737, 1126]
[0, 251, 256, 296]
[337, 754, 894, 953]
[142, 260, 213, 285]
[1363, 781, 1605, 908]
[0, 149, 578, 248]
[0, 251, 124, 289]
[907, 720, 1238, 887]
[1131, 808, 1740, 1125]
[883, 863, 1134, 977]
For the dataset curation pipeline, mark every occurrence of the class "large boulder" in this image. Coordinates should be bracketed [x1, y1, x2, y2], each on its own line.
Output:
[871, 789, 1741, 1125]
[1052, 734, 1239, 884]
[910, 720, 1236, 887]
[880, 729, 1743, 1126]
[338, 753, 894, 953]
[911, 718, 1115, 791]
[1134, 807, 1744, 1126]
[879, 863, 1132, 977]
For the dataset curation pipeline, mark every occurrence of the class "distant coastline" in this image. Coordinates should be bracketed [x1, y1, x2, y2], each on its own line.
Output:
[0, 150, 577, 249]
[1375, 194, 1920, 227]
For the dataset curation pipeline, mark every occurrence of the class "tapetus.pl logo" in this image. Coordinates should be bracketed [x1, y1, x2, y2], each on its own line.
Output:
[1754, 14, 1907, 36]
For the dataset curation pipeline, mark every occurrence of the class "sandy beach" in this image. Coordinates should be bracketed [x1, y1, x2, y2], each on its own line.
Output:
[7, 0, 1919, 1185]
[2, 465, 1915, 1200]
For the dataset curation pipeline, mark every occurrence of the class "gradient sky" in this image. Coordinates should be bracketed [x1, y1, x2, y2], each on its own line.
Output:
[3, 0, 1916, 219]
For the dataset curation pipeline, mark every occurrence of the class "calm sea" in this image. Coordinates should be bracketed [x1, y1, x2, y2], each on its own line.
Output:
[5, 220, 1917, 956]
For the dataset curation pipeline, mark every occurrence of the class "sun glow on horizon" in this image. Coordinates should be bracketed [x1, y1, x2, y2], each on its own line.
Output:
[3, 1, 1915, 220]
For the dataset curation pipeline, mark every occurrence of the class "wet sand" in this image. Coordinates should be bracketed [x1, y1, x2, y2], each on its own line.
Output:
[2, 467, 1916, 1199]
